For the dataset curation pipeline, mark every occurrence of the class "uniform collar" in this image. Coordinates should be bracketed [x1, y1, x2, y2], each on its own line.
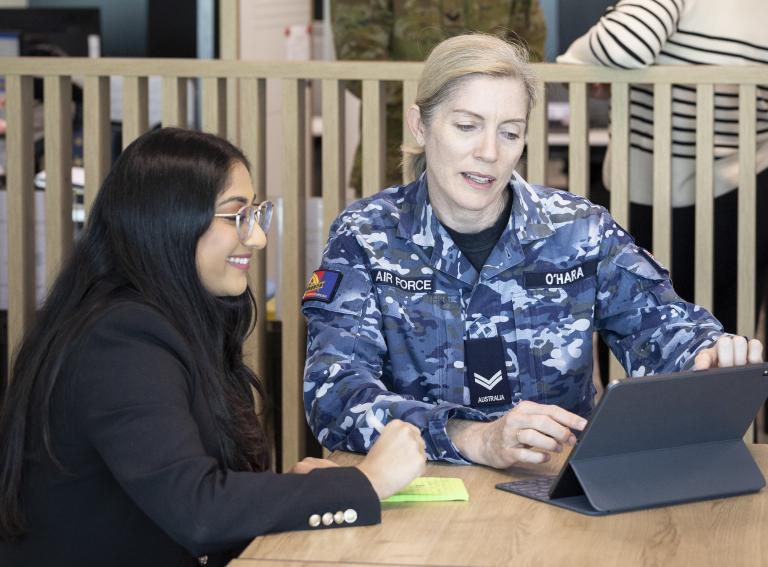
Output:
[397, 173, 436, 247]
[509, 170, 556, 243]
[398, 171, 555, 247]
[396, 171, 556, 283]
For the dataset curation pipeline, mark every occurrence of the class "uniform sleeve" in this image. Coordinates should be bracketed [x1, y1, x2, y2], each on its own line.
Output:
[556, 0, 685, 68]
[594, 212, 723, 375]
[73, 304, 380, 557]
[303, 223, 486, 464]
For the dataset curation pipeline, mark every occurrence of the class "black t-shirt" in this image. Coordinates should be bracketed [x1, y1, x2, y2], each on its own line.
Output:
[443, 191, 513, 272]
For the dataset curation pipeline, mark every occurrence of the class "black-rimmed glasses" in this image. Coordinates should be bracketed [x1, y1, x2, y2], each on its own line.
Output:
[214, 200, 273, 242]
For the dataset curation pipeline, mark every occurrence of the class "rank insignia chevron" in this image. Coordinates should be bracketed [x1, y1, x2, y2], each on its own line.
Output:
[473, 370, 503, 391]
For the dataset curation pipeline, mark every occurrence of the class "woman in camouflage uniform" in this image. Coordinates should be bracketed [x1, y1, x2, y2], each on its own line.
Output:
[303, 34, 762, 470]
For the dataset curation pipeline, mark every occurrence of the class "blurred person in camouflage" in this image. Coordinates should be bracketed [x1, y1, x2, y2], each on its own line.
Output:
[302, 34, 762, 470]
[330, 0, 547, 192]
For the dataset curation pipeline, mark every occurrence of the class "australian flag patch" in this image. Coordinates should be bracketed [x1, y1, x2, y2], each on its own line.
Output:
[302, 269, 342, 303]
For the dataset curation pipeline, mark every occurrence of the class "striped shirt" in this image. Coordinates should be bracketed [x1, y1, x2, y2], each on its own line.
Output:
[557, 0, 768, 206]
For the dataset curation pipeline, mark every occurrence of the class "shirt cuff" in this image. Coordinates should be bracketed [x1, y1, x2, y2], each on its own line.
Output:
[680, 331, 724, 371]
[425, 403, 492, 464]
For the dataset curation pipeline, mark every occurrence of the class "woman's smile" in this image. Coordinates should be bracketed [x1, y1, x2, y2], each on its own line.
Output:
[226, 254, 252, 270]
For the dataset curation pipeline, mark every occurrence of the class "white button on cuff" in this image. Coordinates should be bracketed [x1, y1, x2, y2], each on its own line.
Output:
[343, 508, 358, 524]
[308, 514, 321, 527]
[322, 512, 334, 526]
[197, 555, 208, 566]
[334, 511, 344, 524]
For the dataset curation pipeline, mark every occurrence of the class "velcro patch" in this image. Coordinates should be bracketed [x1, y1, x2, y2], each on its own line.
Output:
[465, 336, 511, 407]
[302, 270, 342, 303]
[524, 259, 598, 288]
[372, 269, 434, 293]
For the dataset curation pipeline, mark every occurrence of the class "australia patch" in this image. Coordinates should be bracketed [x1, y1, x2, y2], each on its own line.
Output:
[524, 259, 598, 288]
[372, 269, 434, 293]
[302, 270, 342, 303]
[465, 336, 511, 407]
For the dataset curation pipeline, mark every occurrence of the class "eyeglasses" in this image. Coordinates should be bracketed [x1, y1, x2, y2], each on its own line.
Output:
[214, 200, 273, 242]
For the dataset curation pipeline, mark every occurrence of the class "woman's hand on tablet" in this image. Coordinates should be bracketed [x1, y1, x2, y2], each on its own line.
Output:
[694, 335, 763, 370]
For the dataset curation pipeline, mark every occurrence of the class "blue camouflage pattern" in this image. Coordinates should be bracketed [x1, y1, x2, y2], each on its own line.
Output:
[302, 171, 723, 463]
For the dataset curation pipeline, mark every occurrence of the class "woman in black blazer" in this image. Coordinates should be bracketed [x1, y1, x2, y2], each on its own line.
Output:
[0, 128, 426, 567]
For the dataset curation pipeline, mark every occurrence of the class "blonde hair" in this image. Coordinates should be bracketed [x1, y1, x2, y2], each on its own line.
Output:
[402, 33, 539, 181]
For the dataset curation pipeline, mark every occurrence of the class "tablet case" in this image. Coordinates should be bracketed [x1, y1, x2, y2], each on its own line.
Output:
[496, 363, 768, 515]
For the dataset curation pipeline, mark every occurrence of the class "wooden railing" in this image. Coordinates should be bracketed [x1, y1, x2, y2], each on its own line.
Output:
[1, 58, 766, 469]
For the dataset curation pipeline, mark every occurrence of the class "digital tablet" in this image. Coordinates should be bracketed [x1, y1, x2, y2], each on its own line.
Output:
[496, 363, 768, 515]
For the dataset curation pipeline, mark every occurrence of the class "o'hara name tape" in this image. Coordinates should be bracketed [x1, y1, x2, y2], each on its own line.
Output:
[523, 259, 598, 288]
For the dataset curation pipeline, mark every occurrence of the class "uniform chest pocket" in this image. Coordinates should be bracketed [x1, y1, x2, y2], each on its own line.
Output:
[526, 276, 597, 326]
[377, 286, 456, 334]
[377, 287, 460, 392]
[523, 276, 597, 407]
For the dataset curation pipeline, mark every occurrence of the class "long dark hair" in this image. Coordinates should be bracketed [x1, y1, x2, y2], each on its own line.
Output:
[0, 128, 269, 540]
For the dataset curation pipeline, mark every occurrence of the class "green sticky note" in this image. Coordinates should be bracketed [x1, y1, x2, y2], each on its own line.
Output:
[382, 477, 469, 503]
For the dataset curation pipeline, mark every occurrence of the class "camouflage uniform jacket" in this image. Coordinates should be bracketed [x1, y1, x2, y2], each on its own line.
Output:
[302, 172, 723, 463]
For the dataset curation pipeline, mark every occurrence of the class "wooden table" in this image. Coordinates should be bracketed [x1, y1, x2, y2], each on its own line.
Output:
[235, 446, 768, 567]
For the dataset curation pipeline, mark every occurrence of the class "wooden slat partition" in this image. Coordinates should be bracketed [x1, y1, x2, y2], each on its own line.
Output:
[218, 0, 239, 61]
[162, 77, 188, 128]
[5, 75, 35, 374]
[240, 78, 268, 383]
[652, 84, 673, 268]
[280, 78, 307, 472]
[737, 84, 757, 338]
[122, 76, 149, 148]
[527, 87, 548, 185]
[568, 82, 589, 198]
[202, 77, 226, 137]
[609, 81, 630, 380]
[0, 58, 427, 81]
[83, 76, 111, 213]
[317, 79, 347, 459]
[402, 80, 418, 185]
[321, 79, 346, 238]
[738, 84, 758, 444]
[695, 85, 715, 311]
[3, 57, 768, 449]
[219, 0, 240, 142]
[43, 75, 74, 287]
[361, 79, 385, 197]
[226, 77, 240, 143]
[0, 59, 765, 84]
[609, 82, 630, 229]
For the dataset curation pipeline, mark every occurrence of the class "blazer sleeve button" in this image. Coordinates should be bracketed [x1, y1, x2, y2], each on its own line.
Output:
[197, 556, 208, 566]
[322, 512, 334, 526]
[343, 509, 358, 524]
[308, 514, 321, 527]
[334, 511, 344, 524]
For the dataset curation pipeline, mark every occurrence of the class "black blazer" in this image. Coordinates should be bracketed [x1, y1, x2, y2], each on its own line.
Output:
[0, 302, 379, 567]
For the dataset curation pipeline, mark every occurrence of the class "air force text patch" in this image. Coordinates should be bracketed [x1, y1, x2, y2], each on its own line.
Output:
[303, 270, 342, 303]
[523, 259, 598, 288]
[372, 269, 434, 293]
